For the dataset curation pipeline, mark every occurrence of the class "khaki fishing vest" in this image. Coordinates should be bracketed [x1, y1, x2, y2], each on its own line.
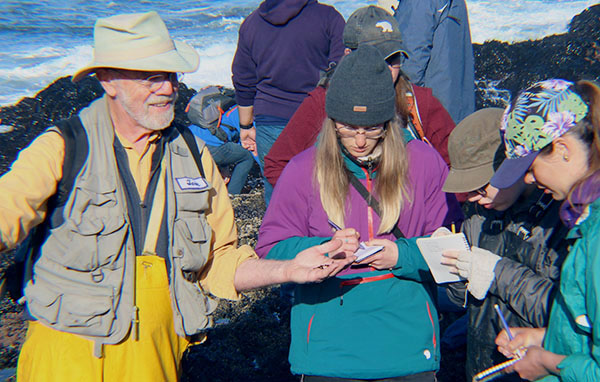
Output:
[23, 96, 217, 356]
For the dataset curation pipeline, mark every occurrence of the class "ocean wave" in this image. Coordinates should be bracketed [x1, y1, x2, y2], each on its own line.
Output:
[0, 0, 596, 107]
[468, 0, 597, 43]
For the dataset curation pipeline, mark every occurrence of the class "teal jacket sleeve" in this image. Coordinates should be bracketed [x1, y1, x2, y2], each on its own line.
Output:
[265, 236, 330, 261]
[391, 237, 433, 281]
[550, 221, 600, 381]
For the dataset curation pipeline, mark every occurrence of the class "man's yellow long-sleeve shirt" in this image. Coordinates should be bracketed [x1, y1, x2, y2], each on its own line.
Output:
[0, 128, 256, 300]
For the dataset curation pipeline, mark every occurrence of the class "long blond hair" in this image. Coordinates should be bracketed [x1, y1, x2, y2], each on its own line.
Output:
[314, 117, 411, 234]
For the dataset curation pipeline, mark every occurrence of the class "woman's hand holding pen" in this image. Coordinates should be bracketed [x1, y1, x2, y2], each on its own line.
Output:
[495, 327, 545, 358]
[494, 327, 563, 381]
[331, 228, 360, 258]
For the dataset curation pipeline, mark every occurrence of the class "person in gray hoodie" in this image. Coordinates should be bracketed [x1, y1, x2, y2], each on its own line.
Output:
[231, 0, 345, 203]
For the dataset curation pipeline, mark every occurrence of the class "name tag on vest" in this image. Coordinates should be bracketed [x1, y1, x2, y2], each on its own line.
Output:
[176, 177, 209, 191]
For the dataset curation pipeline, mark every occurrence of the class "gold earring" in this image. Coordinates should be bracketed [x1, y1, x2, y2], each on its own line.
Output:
[563, 154, 569, 161]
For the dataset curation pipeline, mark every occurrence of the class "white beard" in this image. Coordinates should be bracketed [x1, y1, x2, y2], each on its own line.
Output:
[120, 91, 177, 131]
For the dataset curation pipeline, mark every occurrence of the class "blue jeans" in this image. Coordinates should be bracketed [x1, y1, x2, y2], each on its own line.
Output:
[255, 123, 286, 205]
[206, 143, 255, 194]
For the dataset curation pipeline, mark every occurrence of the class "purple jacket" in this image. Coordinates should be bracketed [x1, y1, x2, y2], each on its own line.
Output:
[232, 0, 345, 119]
[256, 140, 458, 276]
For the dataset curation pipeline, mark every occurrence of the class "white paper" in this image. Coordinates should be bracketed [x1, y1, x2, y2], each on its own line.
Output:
[354, 242, 384, 262]
[416, 233, 469, 284]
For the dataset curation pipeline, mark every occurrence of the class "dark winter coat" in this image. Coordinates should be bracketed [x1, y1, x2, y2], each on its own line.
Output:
[446, 190, 570, 381]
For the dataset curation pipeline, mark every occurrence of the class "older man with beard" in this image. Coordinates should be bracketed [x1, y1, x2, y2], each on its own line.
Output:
[0, 12, 354, 382]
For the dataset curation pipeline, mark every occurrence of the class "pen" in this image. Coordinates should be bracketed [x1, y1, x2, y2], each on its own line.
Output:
[451, 223, 456, 234]
[328, 219, 342, 231]
[494, 304, 514, 341]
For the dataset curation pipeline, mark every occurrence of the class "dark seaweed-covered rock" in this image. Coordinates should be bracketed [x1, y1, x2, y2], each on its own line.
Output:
[475, 4, 600, 109]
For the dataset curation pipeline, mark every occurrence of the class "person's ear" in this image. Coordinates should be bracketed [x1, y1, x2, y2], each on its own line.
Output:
[552, 138, 570, 162]
[96, 69, 118, 97]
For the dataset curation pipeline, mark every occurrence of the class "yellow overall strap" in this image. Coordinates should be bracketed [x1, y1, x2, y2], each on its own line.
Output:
[130, 157, 168, 341]
[142, 160, 167, 256]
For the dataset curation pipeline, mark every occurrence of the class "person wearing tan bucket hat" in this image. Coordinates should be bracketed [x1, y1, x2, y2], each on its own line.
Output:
[439, 107, 569, 381]
[0, 11, 356, 382]
[71, 11, 199, 82]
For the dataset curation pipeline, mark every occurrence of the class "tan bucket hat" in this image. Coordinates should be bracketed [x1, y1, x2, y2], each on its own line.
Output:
[442, 108, 506, 193]
[72, 11, 199, 82]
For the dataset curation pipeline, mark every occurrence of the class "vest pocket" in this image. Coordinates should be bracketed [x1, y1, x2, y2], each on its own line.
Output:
[26, 273, 116, 338]
[59, 292, 115, 336]
[44, 214, 127, 271]
[25, 280, 62, 325]
[173, 217, 210, 272]
[172, 268, 218, 336]
[174, 186, 211, 213]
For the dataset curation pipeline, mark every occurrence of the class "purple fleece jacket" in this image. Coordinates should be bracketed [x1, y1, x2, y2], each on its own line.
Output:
[256, 140, 461, 277]
[231, 0, 345, 119]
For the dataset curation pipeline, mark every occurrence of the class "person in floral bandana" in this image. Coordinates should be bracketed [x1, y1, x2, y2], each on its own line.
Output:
[492, 79, 600, 381]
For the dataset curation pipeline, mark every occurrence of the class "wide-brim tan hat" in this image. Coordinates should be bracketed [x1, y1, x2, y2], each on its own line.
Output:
[72, 11, 199, 82]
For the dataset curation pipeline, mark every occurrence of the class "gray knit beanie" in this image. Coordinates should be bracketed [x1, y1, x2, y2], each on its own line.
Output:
[326, 44, 395, 127]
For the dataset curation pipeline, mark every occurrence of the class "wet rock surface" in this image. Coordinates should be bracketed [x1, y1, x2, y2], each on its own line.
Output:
[0, 5, 599, 380]
[474, 5, 600, 109]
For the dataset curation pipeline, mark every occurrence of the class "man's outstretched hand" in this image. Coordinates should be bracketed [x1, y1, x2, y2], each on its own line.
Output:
[285, 239, 355, 284]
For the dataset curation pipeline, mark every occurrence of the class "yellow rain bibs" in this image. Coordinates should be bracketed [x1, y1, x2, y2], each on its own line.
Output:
[17, 256, 190, 382]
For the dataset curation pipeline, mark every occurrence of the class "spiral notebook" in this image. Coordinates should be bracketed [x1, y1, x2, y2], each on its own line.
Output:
[416, 233, 469, 284]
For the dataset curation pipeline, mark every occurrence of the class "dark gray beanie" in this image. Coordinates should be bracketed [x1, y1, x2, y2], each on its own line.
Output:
[326, 44, 395, 127]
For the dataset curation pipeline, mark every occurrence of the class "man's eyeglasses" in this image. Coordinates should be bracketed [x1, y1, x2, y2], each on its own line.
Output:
[110, 70, 182, 92]
[336, 124, 386, 139]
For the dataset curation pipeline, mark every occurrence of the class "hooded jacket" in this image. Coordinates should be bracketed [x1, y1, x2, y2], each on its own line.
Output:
[232, 0, 345, 120]
[256, 140, 461, 378]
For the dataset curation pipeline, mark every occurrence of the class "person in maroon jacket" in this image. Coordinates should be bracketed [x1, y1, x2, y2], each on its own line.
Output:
[264, 5, 455, 188]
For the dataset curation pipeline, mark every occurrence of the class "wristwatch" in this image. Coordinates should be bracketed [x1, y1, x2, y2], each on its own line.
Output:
[239, 123, 254, 130]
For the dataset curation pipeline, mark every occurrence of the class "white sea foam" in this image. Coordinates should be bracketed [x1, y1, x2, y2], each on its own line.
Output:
[0, 45, 92, 106]
[467, 0, 597, 43]
[186, 42, 238, 90]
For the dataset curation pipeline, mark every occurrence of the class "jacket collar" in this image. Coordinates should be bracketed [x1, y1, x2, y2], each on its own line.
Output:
[341, 144, 381, 179]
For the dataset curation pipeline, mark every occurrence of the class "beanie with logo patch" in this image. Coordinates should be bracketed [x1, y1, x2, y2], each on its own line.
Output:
[325, 44, 396, 127]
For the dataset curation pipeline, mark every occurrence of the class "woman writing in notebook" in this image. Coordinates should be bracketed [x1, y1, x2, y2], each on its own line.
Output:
[254, 45, 460, 381]
[491, 79, 600, 381]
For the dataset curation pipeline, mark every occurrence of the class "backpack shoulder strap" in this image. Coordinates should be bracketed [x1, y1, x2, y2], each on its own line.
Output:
[5, 116, 89, 303]
[175, 125, 206, 179]
[47, 116, 89, 227]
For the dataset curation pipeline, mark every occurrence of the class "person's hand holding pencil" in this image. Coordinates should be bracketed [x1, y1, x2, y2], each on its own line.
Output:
[495, 326, 546, 359]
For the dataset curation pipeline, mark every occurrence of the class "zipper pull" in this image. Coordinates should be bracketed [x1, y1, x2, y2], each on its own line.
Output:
[131, 306, 139, 341]
[463, 283, 468, 309]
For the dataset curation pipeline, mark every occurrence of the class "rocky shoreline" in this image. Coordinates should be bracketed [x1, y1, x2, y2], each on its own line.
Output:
[1, 5, 599, 381]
